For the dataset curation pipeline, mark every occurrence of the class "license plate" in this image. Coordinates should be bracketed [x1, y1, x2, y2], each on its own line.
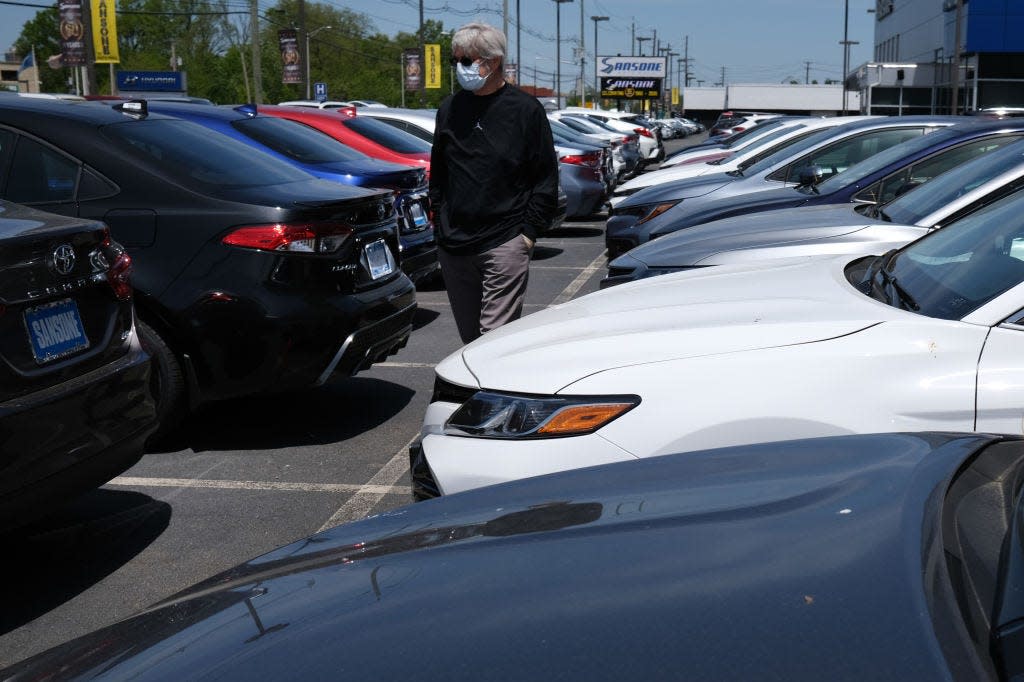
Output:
[24, 298, 90, 364]
[409, 202, 428, 227]
[364, 239, 393, 280]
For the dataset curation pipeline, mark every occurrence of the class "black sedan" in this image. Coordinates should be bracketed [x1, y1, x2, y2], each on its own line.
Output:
[0, 96, 417, 441]
[3, 432, 1021, 680]
[0, 200, 156, 529]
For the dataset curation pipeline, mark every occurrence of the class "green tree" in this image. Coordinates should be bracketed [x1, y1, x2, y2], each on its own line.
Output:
[14, 8, 69, 93]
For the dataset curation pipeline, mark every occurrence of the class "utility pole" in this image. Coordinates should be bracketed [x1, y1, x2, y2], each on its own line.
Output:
[298, 0, 306, 93]
[579, 0, 585, 106]
[592, 15, 609, 108]
[805, 60, 811, 84]
[951, 0, 963, 114]
[553, 0, 574, 105]
[683, 35, 690, 87]
[636, 36, 650, 56]
[250, 0, 262, 103]
[631, 20, 635, 56]
[419, 0, 425, 105]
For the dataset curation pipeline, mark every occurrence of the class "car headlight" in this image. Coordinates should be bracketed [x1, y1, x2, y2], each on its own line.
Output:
[444, 391, 640, 439]
[612, 201, 680, 226]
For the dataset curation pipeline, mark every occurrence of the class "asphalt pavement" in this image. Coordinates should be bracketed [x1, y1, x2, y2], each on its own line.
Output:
[0, 134, 702, 668]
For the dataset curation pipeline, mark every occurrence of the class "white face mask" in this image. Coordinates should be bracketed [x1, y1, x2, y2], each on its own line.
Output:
[456, 60, 489, 91]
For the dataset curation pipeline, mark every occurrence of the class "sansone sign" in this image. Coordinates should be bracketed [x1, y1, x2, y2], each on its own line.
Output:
[600, 77, 661, 99]
[597, 56, 667, 79]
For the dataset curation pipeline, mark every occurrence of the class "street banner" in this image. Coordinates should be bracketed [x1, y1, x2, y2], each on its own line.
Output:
[91, 0, 119, 63]
[425, 44, 441, 89]
[672, 86, 679, 105]
[404, 48, 421, 91]
[58, 0, 86, 66]
[279, 29, 301, 84]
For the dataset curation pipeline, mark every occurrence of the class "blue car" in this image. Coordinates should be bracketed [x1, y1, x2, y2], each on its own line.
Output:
[604, 115, 967, 258]
[144, 101, 439, 284]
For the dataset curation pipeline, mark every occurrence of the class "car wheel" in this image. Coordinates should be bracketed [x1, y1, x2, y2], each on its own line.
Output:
[137, 319, 187, 447]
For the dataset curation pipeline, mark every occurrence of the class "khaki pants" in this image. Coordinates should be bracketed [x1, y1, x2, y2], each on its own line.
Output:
[438, 233, 533, 344]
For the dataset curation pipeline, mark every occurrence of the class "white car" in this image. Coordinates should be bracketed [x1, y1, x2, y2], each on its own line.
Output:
[658, 116, 808, 169]
[557, 108, 664, 167]
[412, 189, 1024, 497]
[351, 107, 437, 143]
[609, 116, 877, 207]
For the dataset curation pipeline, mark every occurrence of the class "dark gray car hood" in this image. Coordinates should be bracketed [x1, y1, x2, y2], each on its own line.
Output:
[2, 433, 997, 681]
[627, 203, 887, 266]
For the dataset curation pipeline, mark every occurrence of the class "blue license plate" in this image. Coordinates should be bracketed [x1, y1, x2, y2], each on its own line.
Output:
[24, 298, 90, 364]
[364, 239, 393, 280]
[410, 202, 428, 227]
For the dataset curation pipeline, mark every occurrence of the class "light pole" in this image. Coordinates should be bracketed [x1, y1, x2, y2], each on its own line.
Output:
[305, 25, 332, 99]
[635, 36, 650, 56]
[591, 15, 609, 107]
[553, 0, 574, 104]
[839, 0, 859, 114]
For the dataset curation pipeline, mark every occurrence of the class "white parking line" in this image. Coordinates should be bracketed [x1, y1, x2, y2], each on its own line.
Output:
[108, 476, 405, 496]
[549, 251, 607, 306]
[317, 434, 419, 532]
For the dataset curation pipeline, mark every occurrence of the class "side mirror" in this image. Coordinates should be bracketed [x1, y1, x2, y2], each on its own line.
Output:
[795, 165, 824, 187]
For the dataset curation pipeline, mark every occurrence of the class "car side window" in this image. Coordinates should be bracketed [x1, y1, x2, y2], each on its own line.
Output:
[773, 128, 926, 183]
[5, 135, 79, 205]
[0, 129, 14, 189]
[856, 136, 1024, 204]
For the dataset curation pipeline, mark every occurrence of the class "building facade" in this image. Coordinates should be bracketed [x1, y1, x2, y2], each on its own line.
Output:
[852, 0, 1024, 114]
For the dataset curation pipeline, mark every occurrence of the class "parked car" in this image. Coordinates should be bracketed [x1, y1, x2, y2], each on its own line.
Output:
[6, 429, 1022, 681]
[610, 116, 877, 206]
[352, 107, 437, 143]
[263, 105, 432, 176]
[608, 117, 1024, 255]
[548, 117, 615, 194]
[558, 107, 665, 168]
[143, 101, 438, 285]
[551, 113, 641, 180]
[605, 115, 958, 258]
[555, 142, 608, 219]
[0, 96, 417, 441]
[411, 187, 1024, 496]
[657, 116, 808, 169]
[0, 199, 156, 529]
[603, 136, 1024, 286]
[708, 110, 781, 137]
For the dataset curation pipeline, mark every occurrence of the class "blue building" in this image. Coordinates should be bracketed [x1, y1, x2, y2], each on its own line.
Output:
[852, 0, 1024, 114]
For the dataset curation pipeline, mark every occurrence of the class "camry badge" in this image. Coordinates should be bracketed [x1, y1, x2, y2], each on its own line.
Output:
[52, 244, 76, 275]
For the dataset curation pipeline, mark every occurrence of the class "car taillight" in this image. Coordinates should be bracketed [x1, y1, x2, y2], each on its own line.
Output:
[560, 151, 602, 168]
[634, 127, 653, 138]
[222, 223, 354, 254]
[621, 136, 632, 144]
[107, 250, 133, 301]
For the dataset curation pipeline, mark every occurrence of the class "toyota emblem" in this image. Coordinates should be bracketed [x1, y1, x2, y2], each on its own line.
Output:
[52, 244, 76, 275]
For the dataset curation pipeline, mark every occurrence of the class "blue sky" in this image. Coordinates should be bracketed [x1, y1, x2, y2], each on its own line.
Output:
[3, 0, 877, 88]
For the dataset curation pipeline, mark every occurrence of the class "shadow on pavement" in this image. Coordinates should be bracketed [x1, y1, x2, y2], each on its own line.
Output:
[412, 306, 441, 330]
[154, 377, 417, 453]
[0, 489, 171, 635]
[547, 225, 603, 238]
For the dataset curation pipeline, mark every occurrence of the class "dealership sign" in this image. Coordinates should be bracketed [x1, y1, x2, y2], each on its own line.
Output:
[600, 77, 661, 99]
[597, 56, 666, 79]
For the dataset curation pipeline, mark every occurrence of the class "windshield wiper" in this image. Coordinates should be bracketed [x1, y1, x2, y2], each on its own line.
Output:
[877, 208, 894, 223]
[725, 169, 744, 177]
[868, 249, 919, 311]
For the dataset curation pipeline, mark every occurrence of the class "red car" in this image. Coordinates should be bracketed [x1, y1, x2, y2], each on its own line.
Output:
[260, 105, 431, 177]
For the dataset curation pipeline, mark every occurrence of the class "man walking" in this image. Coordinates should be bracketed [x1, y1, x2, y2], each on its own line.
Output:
[429, 22, 560, 344]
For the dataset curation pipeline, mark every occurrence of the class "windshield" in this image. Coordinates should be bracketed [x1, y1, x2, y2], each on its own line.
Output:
[861, 189, 1024, 319]
[740, 125, 851, 176]
[884, 138, 1024, 225]
[342, 116, 433, 154]
[102, 118, 312, 190]
[814, 126, 958, 194]
[234, 116, 369, 163]
[722, 119, 787, 148]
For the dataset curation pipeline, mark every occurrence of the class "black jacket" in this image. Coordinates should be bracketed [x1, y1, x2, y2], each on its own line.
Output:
[429, 84, 559, 254]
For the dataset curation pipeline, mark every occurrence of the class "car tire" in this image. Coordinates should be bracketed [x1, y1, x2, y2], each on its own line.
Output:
[137, 319, 187, 447]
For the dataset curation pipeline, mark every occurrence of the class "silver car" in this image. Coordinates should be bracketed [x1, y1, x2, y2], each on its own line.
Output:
[602, 137, 1024, 286]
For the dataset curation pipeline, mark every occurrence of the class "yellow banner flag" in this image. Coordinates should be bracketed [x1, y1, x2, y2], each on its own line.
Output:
[425, 44, 441, 89]
[91, 0, 119, 63]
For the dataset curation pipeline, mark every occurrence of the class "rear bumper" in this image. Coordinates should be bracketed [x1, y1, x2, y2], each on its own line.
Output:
[0, 346, 156, 530]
